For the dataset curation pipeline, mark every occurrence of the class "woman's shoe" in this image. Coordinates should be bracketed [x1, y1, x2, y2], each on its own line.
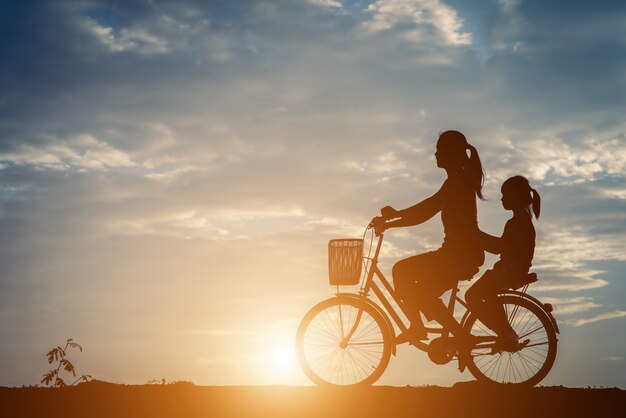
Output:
[396, 324, 428, 344]
[493, 332, 530, 352]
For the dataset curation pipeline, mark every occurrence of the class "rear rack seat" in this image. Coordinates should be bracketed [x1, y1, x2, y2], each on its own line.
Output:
[509, 272, 538, 290]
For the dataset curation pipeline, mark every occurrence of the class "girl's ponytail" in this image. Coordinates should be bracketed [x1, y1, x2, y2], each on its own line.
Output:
[467, 144, 485, 200]
[531, 188, 541, 219]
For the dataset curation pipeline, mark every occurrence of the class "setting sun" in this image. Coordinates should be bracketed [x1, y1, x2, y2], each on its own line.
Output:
[265, 341, 298, 375]
[0, 0, 625, 400]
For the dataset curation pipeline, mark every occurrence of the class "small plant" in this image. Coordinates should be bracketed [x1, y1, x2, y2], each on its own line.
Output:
[147, 378, 170, 385]
[41, 338, 91, 387]
[146, 378, 195, 386]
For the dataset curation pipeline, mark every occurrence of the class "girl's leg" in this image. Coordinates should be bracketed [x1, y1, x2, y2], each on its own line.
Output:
[466, 270, 518, 343]
[483, 295, 515, 336]
[465, 271, 504, 333]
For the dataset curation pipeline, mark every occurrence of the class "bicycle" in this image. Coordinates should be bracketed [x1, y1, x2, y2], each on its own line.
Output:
[295, 215, 559, 387]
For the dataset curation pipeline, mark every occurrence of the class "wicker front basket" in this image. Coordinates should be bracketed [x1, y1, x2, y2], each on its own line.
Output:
[328, 239, 363, 286]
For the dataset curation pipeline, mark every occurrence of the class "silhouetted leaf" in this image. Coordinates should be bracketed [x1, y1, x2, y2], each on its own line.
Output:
[75, 375, 92, 385]
[68, 341, 83, 352]
[61, 359, 76, 376]
[46, 349, 58, 364]
[41, 370, 56, 386]
[56, 377, 66, 388]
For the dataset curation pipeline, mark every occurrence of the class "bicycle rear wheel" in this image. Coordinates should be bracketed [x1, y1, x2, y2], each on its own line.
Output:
[465, 295, 557, 386]
[296, 296, 392, 387]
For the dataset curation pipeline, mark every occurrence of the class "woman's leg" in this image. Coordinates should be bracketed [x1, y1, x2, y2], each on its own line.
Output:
[412, 251, 473, 342]
[392, 254, 432, 334]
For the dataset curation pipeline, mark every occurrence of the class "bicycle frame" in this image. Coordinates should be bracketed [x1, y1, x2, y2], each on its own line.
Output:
[339, 231, 470, 353]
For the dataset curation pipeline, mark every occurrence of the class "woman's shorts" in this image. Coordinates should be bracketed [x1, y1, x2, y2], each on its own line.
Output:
[394, 247, 483, 299]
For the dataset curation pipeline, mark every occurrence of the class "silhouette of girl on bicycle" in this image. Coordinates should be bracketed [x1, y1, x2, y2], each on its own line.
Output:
[466, 175, 541, 350]
[377, 130, 485, 346]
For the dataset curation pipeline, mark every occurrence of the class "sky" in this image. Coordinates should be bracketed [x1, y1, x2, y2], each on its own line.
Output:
[0, 0, 625, 388]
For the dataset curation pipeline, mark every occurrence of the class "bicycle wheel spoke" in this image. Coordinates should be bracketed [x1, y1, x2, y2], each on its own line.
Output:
[516, 351, 538, 374]
[466, 295, 557, 386]
[298, 299, 390, 386]
[345, 350, 361, 383]
[351, 317, 378, 342]
[338, 304, 345, 339]
[510, 354, 524, 383]
[473, 320, 494, 337]
[348, 341, 385, 346]
[519, 323, 544, 340]
[515, 351, 532, 379]
[526, 339, 550, 351]
[487, 355, 502, 381]
[516, 313, 539, 337]
[350, 347, 383, 364]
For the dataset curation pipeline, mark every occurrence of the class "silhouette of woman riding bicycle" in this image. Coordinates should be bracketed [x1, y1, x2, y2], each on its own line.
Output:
[296, 131, 559, 386]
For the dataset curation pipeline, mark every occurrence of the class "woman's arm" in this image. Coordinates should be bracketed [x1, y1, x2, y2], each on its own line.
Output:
[480, 230, 502, 254]
[384, 186, 443, 229]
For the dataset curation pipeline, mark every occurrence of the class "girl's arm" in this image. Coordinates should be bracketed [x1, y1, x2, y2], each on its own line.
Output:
[384, 186, 443, 229]
[480, 230, 502, 254]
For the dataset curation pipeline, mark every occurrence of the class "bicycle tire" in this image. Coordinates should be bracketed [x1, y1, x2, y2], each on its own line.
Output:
[464, 294, 557, 386]
[296, 296, 392, 387]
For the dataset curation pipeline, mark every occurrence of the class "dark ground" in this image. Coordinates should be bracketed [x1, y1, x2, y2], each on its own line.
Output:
[1, 380, 623, 418]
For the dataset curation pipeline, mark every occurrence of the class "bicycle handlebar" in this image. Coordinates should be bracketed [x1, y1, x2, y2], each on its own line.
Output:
[368, 216, 385, 237]
[369, 207, 402, 237]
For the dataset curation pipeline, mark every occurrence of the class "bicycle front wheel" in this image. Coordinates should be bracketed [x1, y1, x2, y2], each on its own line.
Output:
[465, 295, 558, 386]
[296, 296, 392, 387]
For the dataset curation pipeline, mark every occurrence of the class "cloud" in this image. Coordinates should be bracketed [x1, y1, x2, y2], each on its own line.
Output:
[540, 297, 601, 315]
[568, 310, 626, 327]
[477, 127, 626, 190]
[363, 0, 472, 46]
[0, 0, 625, 387]
[0, 134, 137, 171]
[81, 17, 170, 55]
[512, 134, 626, 183]
[308, 0, 343, 8]
[105, 207, 321, 240]
[529, 226, 624, 292]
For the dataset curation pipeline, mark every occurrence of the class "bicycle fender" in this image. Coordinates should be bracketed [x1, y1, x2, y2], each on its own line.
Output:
[460, 291, 560, 334]
[335, 293, 397, 355]
[459, 310, 473, 330]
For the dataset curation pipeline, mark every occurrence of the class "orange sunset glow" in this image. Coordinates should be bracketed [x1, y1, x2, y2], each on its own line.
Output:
[0, 1, 625, 417]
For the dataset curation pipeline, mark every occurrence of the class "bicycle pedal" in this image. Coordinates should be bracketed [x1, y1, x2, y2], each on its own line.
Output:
[396, 330, 428, 345]
[457, 354, 470, 372]
[516, 338, 530, 351]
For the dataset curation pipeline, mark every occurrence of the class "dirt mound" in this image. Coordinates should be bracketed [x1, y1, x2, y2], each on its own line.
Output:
[1, 381, 623, 418]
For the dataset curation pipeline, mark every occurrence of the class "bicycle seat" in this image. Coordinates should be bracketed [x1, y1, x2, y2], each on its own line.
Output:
[509, 273, 537, 290]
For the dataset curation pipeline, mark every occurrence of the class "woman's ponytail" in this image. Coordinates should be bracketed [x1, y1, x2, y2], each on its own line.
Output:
[531, 188, 541, 219]
[437, 130, 485, 199]
[467, 144, 485, 200]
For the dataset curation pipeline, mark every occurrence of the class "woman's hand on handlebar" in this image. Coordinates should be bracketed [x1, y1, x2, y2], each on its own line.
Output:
[369, 216, 387, 236]
[369, 206, 400, 235]
[380, 205, 400, 220]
